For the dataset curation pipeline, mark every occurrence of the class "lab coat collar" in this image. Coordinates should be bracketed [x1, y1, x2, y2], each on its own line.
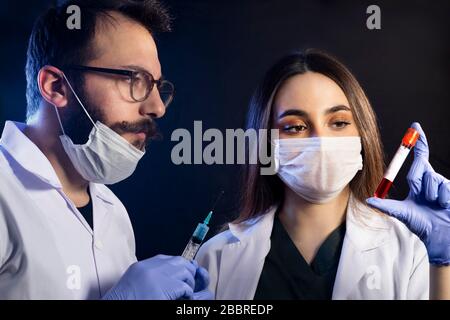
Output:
[218, 209, 275, 299]
[332, 195, 393, 299]
[227, 193, 392, 251]
[221, 194, 393, 299]
[0, 121, 120, 207]
[228, 207, 277, 242]
[0, 121, 62, 189]
[90, 183, 115, 205]
[343, 195, 392, 251]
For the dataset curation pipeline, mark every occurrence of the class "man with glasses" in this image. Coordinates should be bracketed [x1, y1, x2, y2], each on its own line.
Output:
[0, 0, 212, 300]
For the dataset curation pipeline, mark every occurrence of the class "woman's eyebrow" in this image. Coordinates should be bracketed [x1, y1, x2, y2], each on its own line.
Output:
[278, 105, 350, 119]
[278, 109, 308, 119]
[325, 105, 351, 114]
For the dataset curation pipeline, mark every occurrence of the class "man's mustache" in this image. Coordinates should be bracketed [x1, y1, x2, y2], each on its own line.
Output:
[109, 119, 162, 141]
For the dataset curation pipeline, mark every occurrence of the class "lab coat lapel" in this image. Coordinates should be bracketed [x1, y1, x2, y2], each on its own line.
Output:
[89, 183, 114, 238]
[332, 197, 392, 299]
[216, 209, 275, 300]
[331, 235, 368, 299]
[215, 197, 392, 300]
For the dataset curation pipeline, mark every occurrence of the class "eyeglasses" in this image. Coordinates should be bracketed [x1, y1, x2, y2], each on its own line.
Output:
[65, 65, 175, 107]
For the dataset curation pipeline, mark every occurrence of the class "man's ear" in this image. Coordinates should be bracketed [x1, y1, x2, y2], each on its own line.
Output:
[37, 65, 69, 108]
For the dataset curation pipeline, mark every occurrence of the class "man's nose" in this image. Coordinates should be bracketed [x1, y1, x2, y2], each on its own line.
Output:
[140, 88, 166, 119]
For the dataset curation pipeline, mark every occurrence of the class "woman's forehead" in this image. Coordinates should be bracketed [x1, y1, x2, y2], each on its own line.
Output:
[274, 72, 350, 115]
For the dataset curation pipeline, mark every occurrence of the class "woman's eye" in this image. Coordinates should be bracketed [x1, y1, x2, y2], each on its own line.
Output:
[282, 124, 307, 133]
[332, 121, 351, 129]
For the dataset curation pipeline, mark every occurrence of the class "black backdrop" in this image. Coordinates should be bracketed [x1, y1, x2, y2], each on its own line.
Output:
[0, 0, 449, 260]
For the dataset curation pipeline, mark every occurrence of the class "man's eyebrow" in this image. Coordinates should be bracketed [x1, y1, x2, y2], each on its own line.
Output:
[121, 65, 162, 79]
[278, 105, 351, 119]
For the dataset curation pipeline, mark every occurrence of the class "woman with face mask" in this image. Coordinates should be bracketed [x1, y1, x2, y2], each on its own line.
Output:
[196, 49, 450, 300]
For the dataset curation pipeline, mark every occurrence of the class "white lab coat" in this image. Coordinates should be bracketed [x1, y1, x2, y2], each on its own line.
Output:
[0, 121, 137, 299]
[196, 195, 430, 299]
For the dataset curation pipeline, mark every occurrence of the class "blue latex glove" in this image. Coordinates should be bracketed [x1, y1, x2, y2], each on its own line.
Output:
[193, 263, 214, 300]
[366, 122, 450, 266]
[103, 255, 197, 300]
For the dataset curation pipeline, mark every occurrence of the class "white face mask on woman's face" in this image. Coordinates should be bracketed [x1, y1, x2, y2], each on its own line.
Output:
[273, 136, 363, 204]
[52, 73, 145, 185]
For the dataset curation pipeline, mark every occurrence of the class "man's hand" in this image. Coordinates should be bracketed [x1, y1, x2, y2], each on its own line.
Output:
[103, 254, 213, 300]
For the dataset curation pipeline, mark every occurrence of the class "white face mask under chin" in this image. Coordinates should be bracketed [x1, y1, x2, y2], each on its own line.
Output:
[54, 73, 145, 185]
[274, 136, 363, 204]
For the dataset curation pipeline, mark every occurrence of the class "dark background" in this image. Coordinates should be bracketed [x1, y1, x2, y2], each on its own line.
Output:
[0, 0, 449, 260]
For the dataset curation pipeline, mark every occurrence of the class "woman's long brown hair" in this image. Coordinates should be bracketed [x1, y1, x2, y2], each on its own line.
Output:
[234, 49, 385, 224]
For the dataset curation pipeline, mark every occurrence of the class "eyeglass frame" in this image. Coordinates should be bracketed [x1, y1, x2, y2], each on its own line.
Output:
[63, 65, 175, 106]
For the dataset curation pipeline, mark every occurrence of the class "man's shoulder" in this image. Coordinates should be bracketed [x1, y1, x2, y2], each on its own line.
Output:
[0, 146, 11, 175]
[0, 148, 24, 262]
[0, 148, 23, 199]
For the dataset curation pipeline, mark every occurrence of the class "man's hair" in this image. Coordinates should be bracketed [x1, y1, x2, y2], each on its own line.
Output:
[25, 0, 172, 121]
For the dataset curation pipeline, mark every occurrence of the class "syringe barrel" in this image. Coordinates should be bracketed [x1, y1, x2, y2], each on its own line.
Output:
[192, 223, 209, 242]
[374, 127, 419, 198]
[182, 239, 202, 260]
[181, 223, 210, 260]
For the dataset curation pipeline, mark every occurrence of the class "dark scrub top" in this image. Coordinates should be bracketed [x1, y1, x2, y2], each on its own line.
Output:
[77, 187, 93, 230]
[253, 215, 346, 300]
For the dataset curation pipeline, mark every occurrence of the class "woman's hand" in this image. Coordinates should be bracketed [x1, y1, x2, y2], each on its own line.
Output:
[366, 122, 450, 266]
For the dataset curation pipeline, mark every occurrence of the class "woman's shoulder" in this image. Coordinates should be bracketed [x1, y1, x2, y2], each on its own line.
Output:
[386, 214, 427, 256]
[200, 229, 238, 253]
[197, 207, 277, 259]
[195, 228, 237, 271]
[355, 199, 427, 256]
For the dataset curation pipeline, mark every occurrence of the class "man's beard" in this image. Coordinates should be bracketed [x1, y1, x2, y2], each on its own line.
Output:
[58, 86, 161, 150]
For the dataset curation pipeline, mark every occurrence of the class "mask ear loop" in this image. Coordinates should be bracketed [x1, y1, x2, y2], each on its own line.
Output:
[52, 100, 66, 136]
[61, 72, 98, 130]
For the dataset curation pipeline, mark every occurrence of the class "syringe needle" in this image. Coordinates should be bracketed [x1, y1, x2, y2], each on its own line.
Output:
[211, 190, 225, 212]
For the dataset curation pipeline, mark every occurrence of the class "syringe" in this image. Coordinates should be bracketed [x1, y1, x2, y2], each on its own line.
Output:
[181, 191, 224, 260]
[374, 127, 420, 199]
[181, 211, 213, 260]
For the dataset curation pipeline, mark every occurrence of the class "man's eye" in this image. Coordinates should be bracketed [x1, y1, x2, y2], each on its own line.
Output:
[282, 124, 307, 133]
[332, 121, 351, 128]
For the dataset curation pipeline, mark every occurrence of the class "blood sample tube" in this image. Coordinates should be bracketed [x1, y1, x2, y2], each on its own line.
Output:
[374, 127, 420, 198]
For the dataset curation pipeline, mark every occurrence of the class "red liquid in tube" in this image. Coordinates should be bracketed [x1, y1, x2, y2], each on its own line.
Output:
[374, 128, 420, 199]
[374, 178, 393, 199]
